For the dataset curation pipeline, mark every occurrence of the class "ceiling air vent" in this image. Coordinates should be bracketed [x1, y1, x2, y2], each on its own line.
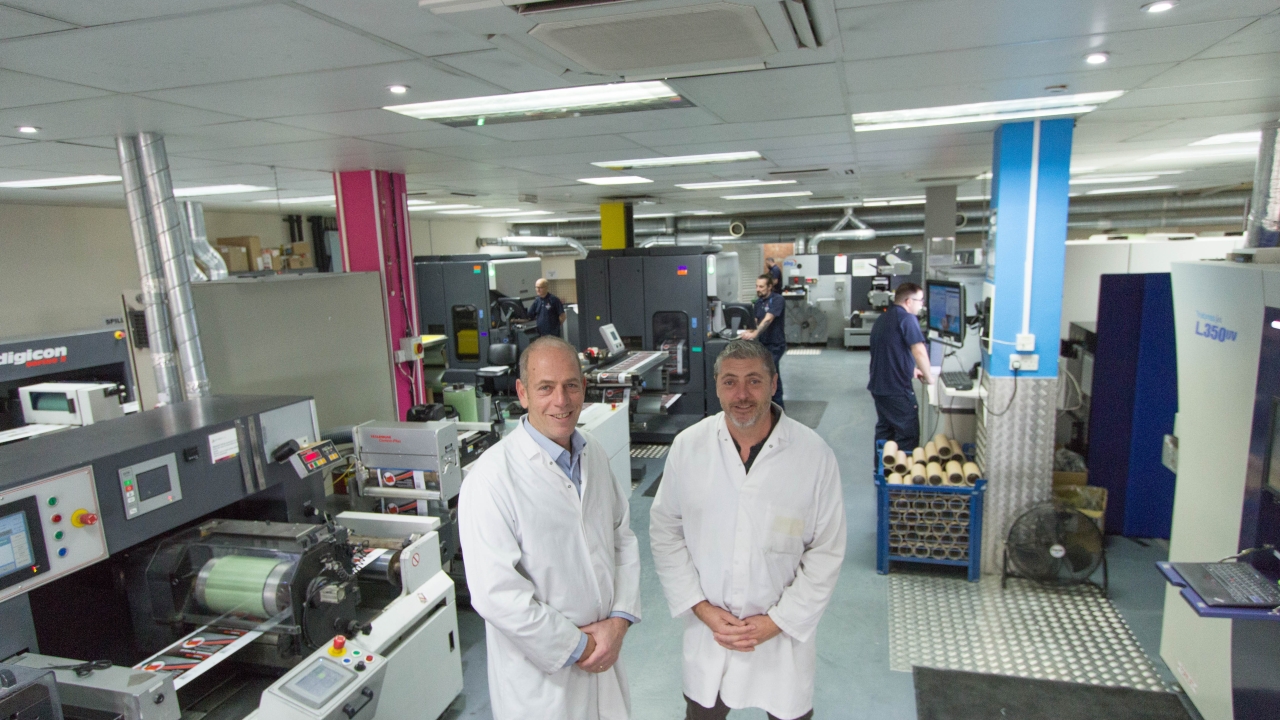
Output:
[781, 0, 819, 48]
[528, 3, 778, 75]
[768, 168, 829, 178]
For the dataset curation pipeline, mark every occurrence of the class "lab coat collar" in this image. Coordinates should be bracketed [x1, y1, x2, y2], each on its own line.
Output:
[511, 421, 589, 493]
[715, 403, 793, 456]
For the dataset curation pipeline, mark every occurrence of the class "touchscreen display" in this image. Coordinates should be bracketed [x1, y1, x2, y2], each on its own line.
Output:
[135, 465, 172, 502]
[0, 511, 35, 581]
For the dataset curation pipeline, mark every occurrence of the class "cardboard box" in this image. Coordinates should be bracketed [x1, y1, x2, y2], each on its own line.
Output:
[216, 236, 262, 263]
[286, 242, 315, 268]
[216, 245, 250, 273]
[285, 256, 308, 270]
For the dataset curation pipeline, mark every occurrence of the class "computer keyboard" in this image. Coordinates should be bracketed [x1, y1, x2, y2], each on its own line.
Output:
[940, 371, 974, 391]
[1206, 563, 1280, 605]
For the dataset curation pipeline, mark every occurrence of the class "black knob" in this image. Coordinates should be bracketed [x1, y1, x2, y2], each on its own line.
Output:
[355, 661, 366, 672]
[154, 693, 165, 704]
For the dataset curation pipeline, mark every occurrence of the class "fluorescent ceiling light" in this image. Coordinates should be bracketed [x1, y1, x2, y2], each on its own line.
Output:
[410, 203, 478, 211]
[1142, 146, 1259, 162]
[861, 195, 926, 207]
[635, 212, 675, 218]
[384, 81, 689, 127]
[795, 201, 862, 209]
[387, 84, 409, 94]
[1069, 174, 1160, 184]
[437, 207, 519, 215]
[577, 176, 652, 186]
[479, 210, 555, 217]
[722, 191, 812, 200]
[173, 184, 272, 197]
[1084, 185, 1177, 195]
[520, 215, 601, 223]
[1085, 52, 1110, 65]
[681, 210, 725, 215]
[17, 126, 38, 134]
[675, 179, 796, 190]
[852, 91, 1123, 132]
[0, 174, 122, 188]
[1142, 1, 1176, 12]
[406, 199, 435, 206]
[957, 195, 991, 201]
[1190, 131, 1262, 146]
[593, 151, 762, 170]
[253, 195, 335, 204]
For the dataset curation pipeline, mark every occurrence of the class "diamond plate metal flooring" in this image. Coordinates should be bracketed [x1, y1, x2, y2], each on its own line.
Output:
[888, 574, 1169, 693]
[785, 348, 823, 356]
[631, 444, 669, 459]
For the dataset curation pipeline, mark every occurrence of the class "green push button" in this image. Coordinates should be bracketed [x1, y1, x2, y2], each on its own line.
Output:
[47, 497, 57, 507]
[54, 531, 64, 540]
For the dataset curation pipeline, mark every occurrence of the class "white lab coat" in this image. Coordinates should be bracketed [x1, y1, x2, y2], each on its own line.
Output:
[458, 422, 642, 720]
[650, 411, 846, 720]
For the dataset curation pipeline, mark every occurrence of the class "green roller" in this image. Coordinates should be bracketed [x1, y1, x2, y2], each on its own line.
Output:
[194, 555, 293, 619]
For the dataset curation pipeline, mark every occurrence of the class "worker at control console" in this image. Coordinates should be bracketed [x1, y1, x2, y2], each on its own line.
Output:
[867, 282, 932, 455]
[458, 336, 642, 720]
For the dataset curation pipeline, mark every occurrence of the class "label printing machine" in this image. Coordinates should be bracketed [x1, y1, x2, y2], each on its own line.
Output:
[0, 395, 463, 720]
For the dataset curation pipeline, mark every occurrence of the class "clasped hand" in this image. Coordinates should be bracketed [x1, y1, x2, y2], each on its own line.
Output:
[575, 617, 629, 674]
[692, 600, 781, 652]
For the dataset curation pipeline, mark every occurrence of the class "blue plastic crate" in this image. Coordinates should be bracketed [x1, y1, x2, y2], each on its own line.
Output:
[875, 439, 986, 581]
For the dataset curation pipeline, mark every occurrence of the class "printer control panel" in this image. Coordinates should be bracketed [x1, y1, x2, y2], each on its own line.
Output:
[0, 466, 107, 604]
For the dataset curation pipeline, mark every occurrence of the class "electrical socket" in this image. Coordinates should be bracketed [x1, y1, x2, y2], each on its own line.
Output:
[1009, 353, 1039, 372]
[1016, 333, 1036, 351]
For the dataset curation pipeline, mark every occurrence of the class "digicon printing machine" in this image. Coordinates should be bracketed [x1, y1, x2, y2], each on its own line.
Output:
[0, 395, 462, 720]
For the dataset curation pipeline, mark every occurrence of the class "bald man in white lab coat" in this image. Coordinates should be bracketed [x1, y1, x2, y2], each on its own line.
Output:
[651, 339, 846, 720]
[459, 337, 641, 720]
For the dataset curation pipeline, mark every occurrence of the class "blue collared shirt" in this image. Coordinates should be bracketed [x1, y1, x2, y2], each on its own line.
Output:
[520, 416, 638, 665]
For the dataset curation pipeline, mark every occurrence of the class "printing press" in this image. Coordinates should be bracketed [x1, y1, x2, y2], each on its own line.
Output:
[0, 395, 462, 720]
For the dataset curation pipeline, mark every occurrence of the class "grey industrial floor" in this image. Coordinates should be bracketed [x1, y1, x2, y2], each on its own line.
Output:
[441, 349, 1179, 719]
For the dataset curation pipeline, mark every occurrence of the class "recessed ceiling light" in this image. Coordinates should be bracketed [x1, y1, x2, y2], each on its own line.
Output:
[795, 201, 863, 209]
[437, 207, 519, 215]
[721, 191, 813, 200]
[681, 210, 725, 215]
[1190, 131, 1262, 146]
[16, 126, 39, 134]
[384, 81, 689, 127]
[252, 195, 336, 204]
[675, 179, 796, 190]
[0, 174, 122, 188]
[1069, 174, 1160, 184]
[851, 91, 1123, 132]
[387, 84, 410, 94]
[410, 204, 480, 211]
[577, 176, 653, 186]
[1085, 52, 1110, 65]
[1084, 185, 1177, 195]
[593, 151, 762, 170]
[1142, 0, 1176, 12]
[173, 184, 273, 197]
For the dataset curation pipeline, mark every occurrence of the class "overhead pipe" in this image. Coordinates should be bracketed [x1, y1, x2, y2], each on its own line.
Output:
[136, 132, 211, 400]
[116, 136, 182, 407]
[1246, 121, 1279, 248]
[477, 235, 588, 258]
[181, 201, 228, 280]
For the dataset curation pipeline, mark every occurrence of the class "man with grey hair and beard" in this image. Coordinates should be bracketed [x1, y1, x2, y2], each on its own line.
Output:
[650, 339, 846, 720]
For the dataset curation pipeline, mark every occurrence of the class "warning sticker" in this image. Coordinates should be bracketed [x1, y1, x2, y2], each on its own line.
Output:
[208, 428, 240, 463]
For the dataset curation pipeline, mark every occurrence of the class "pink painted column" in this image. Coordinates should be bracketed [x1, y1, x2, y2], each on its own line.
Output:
[333, 170, 423, 418]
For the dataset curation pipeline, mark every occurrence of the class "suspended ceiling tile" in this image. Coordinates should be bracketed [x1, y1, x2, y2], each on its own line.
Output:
[464, 108, 722, 142]
[362, 127, 499, 150]
[0, 140, 121, 171]
[1070, 119, 1177, 144]
[1199, 15, 1280, 58]
[434, 49, 573, 93]
[1143, 53, 1280, 87]
[0, 69, 112, 112]
[621, 115, 849, 149]
[0, 95, 241, 142]
[671, 65, 847, 122]
[1087, 97, 1280, 124]
[270, 109, 431, 137]
[141, 61, 498, 120]
[0, 5, 75, 40]
[429, 134, 647, 163]
[1122, 113, 1280, 144]
[295, 0, 493, 58]
[0, 0, 260, 26]
[142, 121, 341, 153]
[176, 137, 408, 165]
[0, 5, 411, 93]
[1106, 79, 1280, 110]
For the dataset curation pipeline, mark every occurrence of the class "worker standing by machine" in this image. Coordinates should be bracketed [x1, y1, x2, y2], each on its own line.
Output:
[740, 274, 786, 409]
[529, 277, 567, 338]
[867, 282, 932, 457]
[765, 257, 782, 291]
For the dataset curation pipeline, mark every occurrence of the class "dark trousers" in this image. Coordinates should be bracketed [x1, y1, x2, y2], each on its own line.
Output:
[766, 343, 786, 409]
[685, 695, 813, 720]
[872, 392, 920, 458]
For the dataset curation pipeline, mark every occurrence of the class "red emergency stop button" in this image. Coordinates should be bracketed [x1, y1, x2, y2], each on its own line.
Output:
[114, 330, 126, 340]
[71, 510, 98, 528]
[328, 636, 346, 656]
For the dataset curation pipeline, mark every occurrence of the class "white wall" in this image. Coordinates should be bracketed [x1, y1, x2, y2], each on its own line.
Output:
[409, 218, 510, 257]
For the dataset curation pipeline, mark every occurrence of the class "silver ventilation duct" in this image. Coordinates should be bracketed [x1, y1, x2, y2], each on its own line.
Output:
[116, 136, 182, 407]
[182, 201, 229, 280]
[477, 235, 588, 257]
[1246, 121, 1280, 248]
[136, 132, 211, 399]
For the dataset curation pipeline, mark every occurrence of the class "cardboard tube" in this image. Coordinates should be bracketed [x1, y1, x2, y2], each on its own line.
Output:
[935, 434, 952, 459]
[893, 498, 911, 511]
[950, 439, 964, 459]
[894, 450, 910, 474]
[930, 545, 948, 559]
[882, 440, 898, 461]
[925, 441, 940, 464]
[913, 544, 930, 558]
[946, 547, 965, 560]
[964, 462, 981, 484]
[927, 461, 944, 486]
[947, 497, 966, 512]
[910, 464, 927, 485]
[957, 510, 970, 522]
[946, 460, 964, 485]
[912, 447, 926, 464]
[887, 472, 904, 485]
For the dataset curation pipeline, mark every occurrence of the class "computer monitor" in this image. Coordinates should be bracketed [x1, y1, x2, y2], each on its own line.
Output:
[1265, 398, 1280, 498]
[926, 280, 965, 346]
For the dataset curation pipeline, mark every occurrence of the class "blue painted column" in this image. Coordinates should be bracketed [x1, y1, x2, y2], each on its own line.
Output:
[976, 117, 1074, 572]
[983, 118, 1073, 377]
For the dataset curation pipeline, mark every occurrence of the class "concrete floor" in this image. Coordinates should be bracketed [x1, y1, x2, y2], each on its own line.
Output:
[441, 348, 1176, 719]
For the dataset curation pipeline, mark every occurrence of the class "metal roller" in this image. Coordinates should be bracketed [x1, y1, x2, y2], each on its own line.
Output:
[357, 550, 403, 591]
[194, 555, 295, 619]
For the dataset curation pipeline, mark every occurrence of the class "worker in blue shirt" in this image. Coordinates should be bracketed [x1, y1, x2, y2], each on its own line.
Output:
[740, 274, 786, 409]
[528, 278, 566, 338]
[867, 283, 933, 455]
[765, 257, 782, 292]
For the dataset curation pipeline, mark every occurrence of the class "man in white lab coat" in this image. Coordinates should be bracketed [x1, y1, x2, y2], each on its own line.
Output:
[651, 339, 846, 720]
[458, 336, 642, 720]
